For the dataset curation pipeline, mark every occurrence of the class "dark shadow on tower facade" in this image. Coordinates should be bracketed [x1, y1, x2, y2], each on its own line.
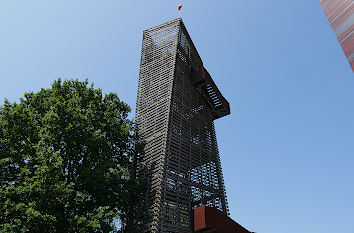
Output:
[134, 18, 231, 233]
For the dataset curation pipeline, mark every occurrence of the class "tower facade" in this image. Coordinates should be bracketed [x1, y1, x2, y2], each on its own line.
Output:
[135, 18, 230, 233]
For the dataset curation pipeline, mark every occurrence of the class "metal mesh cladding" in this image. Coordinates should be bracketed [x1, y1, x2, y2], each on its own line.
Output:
[134, 18, 229, 233]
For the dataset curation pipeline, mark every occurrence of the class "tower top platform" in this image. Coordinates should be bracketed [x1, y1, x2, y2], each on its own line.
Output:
[145, 18, 230, 120]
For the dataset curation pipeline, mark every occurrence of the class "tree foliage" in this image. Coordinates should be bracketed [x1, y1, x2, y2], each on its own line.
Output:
[0, 79, 140, 232]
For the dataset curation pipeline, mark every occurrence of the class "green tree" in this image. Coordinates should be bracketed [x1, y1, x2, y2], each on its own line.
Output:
[0, 79, 140, 232]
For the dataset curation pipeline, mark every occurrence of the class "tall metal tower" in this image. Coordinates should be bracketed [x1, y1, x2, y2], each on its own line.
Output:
[134, 18, 231, 233]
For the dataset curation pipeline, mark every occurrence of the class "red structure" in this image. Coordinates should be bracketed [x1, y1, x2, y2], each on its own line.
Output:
[319, 0, 354, 71]
[194, 206, 252, 233]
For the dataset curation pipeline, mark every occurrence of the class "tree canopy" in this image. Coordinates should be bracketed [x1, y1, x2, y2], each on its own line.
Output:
[0, 79, 140, 232]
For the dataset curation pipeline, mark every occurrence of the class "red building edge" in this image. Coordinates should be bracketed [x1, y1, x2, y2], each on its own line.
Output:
[193, 206, 254, 233]
[319, 0, 354, 71]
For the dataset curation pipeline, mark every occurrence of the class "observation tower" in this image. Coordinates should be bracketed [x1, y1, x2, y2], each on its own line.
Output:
[133, 18, 251, 233]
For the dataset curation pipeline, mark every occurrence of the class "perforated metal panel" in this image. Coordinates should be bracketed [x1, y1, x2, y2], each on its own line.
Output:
[134, 18, 229, 233]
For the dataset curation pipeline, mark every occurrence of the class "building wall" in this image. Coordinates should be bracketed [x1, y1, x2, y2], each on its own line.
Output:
[319, 0, 354, 71]
[135, 19, 180, 233]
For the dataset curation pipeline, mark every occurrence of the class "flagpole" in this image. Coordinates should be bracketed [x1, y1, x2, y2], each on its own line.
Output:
[178, 4, 182, 18]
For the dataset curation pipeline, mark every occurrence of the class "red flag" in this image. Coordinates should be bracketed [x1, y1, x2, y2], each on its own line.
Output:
[178, 5, 182, 11]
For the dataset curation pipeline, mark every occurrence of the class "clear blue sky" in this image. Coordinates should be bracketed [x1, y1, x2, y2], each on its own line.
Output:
[1, 1, 353, 232]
